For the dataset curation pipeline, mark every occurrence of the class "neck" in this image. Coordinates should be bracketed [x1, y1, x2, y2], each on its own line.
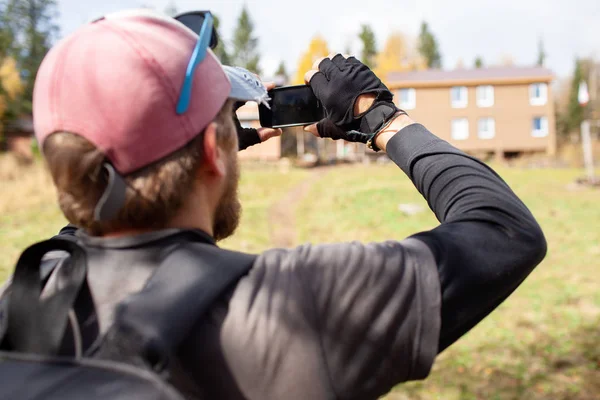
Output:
[165, 189, 214, 235]
[102, 185, 216, 238]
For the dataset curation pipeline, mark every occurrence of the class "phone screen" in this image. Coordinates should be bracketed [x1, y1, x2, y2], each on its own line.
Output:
[269, 86, 324, 127]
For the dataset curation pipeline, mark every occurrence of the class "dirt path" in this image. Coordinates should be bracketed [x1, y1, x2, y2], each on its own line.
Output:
[267, 168, 326, 248]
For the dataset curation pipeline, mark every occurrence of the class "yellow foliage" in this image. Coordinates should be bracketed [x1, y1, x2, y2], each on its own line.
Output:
[293, 35, 330, 85]
[374, 32, 426, 85]
[0, 57, 24, 122]
[1, 57, 23, 99]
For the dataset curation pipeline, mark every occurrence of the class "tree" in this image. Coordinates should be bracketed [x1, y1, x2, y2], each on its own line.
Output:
[0, 56, 24, 134]
[554, 77, 573, 139]
[455, 58, 465, 69]
[1, 0, 59, 112]
[474, 56, 484, 68]
[536, 38, 546, 67]
[163, 1, 178, 17]
[0, 57, 22, 104]
[0, 3, 15, 59]
[293, 36, 329, 85]
[374, 32, 425, 84]
[358, 24, 377, 68]
[232, 6, 260, 74]
[580, 59, 600, 121]
[212, 14, 231, 65]
[274, 61, 289, 85]
[566, 59, 585, 134]
[417, 22, 442, 69]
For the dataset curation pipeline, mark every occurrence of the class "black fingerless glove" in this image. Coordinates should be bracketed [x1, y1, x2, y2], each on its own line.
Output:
[309, 54, 405, 151]
[233, 101, 261, 151]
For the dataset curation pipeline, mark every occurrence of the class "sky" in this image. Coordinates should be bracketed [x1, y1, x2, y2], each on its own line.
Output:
[55, 0, 599, 81]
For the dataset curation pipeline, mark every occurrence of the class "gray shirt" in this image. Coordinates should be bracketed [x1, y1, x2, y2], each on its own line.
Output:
[69, 232, 440, 400]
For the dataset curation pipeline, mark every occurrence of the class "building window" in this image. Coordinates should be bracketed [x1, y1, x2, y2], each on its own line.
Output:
[451, 118, 469, 140]
[529, 83, 548, 106]
[398, 88, 416, 109]
[478, 117, 495, 139]
[476, 85, 494, 107]
[532, 117, 548, 137]
[451, 86, 468, 108]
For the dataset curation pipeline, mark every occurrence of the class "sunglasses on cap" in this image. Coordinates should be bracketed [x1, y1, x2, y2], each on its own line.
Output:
[173, 11, 220, 115]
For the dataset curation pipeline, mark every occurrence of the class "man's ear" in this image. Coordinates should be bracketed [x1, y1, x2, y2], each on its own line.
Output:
[201, 122, 227, 177]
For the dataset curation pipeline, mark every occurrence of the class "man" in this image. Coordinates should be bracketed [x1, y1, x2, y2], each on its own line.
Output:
[28, 8, 546, 400]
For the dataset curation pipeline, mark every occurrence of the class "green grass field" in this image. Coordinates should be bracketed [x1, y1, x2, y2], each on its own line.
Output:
[1, 155, 598, 399]
[297, 164, 600, 400]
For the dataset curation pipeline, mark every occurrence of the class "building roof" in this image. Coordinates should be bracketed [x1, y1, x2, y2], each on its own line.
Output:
[387, 66, 555, 88]
[4, 116, 34, 133]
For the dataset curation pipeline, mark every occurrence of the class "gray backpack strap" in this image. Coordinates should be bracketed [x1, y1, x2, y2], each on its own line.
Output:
[0, 238, 99, 356]
[94, 231, 255, 377]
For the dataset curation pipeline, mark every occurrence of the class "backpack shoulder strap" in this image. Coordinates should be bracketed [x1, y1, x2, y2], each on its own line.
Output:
[95, 231, 256, 374]
[0, 237, 99, 356]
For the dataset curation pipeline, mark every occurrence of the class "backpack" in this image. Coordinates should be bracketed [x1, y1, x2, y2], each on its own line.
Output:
[0, 232, 255, 399]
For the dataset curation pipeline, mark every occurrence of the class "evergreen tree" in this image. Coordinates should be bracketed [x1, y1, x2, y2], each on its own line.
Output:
[474, 56, 484, 68]
[417, 22, 442, 69]
[213, 14, 231, 65]
[358, 24, 377, 68]
[0, 1, 15, 58]
[566, 59, 585, 133]
[536, 38, 546, 67]
[2, 0, 59, 112]
[232, 6, 260, 73]
[274, 61, 288, 84]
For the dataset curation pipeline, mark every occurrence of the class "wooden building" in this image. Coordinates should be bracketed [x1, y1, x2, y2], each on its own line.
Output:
[386, 66, 557, 157]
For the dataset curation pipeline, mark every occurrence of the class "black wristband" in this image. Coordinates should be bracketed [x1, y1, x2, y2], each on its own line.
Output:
[365, 109, 407, 152]
[359, 102, 400, 134]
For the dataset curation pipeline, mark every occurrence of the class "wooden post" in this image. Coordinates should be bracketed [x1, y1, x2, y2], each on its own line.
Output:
[581, 120, 595, 181]
[336, 140, 345, 160]
[317, 139, 326, 162]
[296, 130, 305, 156]
[360, 143, 367, 163]
[495, 147, 505, 163]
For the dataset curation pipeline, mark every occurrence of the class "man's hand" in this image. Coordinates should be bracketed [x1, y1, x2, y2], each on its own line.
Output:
[235, 82, 282, 151]
[303, 54, 408, 151]
[256, 82, 283, 142]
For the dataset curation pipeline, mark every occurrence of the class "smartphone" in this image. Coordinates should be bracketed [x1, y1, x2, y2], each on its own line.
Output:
[259, 85, 324, 128]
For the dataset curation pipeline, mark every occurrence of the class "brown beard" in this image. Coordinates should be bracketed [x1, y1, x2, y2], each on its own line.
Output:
[212, 151, 241, 241]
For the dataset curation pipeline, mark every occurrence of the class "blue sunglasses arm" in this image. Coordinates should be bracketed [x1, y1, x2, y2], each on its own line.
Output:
[176, 13, 214, 115]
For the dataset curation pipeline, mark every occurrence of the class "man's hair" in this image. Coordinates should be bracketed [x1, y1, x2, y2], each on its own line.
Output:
[43, 100, 235, 236]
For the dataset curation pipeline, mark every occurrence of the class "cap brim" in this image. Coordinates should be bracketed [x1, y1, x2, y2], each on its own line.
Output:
[222, 65, 270, 107]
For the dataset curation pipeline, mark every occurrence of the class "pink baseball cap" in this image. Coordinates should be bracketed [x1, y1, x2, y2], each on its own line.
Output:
[33, 9, 268, 175]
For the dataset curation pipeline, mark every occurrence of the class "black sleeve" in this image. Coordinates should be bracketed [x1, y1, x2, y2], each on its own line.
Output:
[233, 104, 262, 151]
[237, 126, 261, 151]
[385, 123, 547, 352]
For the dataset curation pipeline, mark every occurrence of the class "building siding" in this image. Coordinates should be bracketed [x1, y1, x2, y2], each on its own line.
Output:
[394, 82, 556, 155]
